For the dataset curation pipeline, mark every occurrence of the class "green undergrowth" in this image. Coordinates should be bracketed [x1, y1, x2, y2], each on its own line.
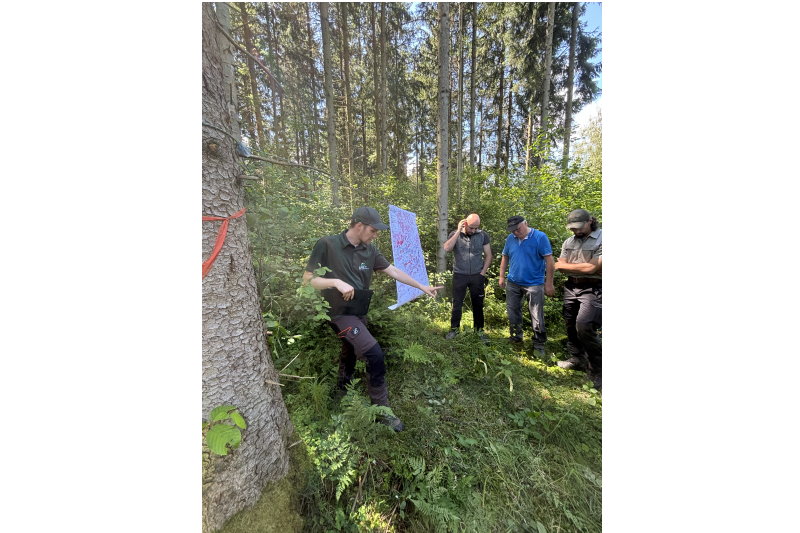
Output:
[234, 289, 602, 532]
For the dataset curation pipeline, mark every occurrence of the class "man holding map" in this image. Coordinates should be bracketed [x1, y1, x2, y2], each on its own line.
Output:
[303, 206, 441, 432]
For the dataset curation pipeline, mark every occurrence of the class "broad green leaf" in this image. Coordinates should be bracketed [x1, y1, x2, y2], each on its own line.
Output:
[210, 405, 237, 422]
[230, 411, 246, 429]
[206, 424, 242, 456]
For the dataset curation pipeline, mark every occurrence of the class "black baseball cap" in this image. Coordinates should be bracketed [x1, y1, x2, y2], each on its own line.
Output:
[566, 209, 591, 229]
[352, 206, 389, 230]
[507, 216, 525, 232]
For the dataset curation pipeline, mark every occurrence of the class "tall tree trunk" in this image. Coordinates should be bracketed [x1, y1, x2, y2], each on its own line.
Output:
[456, 3, 464, 200]
[562, 2, 579, 169]
[379, 3, 388, 174]
[202, 4, 292, 532]
[478, 99, 483, 171]
[436, 2, 450, 273]
[495, 45, 504, 173]
[320, 2, 340, 206]
[305, 3, 320, 172]
[525, 96, 533, 172]
[263, 5, 278, 145]
[239, 3, 265, 151]
[537, 2, 556, 168]
[370, 4, 381, 174]
[340, 3, 354, 180]
[469, 2, 477, 167]
[505, 84, 512, 174]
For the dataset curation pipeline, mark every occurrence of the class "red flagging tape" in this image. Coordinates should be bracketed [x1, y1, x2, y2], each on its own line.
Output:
[202, 208, 246, 278]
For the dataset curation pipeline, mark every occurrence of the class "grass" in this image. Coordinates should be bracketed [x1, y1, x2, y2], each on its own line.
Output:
[221, 287, 601, 532]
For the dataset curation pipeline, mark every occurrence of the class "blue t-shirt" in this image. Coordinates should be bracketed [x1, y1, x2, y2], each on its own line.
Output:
[501, 228, 552, 286]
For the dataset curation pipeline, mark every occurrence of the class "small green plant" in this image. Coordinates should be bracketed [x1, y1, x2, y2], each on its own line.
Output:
[400, 343, 433, 365]
[295, 265, 332, 322]
[203, 405, 246, 456]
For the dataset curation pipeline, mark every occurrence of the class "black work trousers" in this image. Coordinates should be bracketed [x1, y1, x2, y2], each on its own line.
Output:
[450, 273, 486, 330]
[563, 284, 602, 374]
[329, 315, 389, 406]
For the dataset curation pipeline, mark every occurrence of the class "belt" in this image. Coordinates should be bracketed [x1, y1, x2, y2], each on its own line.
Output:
[567, 277, 601, 286]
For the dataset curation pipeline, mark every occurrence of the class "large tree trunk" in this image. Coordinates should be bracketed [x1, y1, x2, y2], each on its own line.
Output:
[202, 4, 292, 532]
[436, 2, 450, 273]
[320, 2, 340, 206]
[562, 2, 580, 169]
[537, 2, 555, 168]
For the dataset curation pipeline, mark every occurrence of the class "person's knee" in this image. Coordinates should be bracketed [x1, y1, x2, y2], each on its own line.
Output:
[362, 342, 387, 386]
[576, 320, 598, 338]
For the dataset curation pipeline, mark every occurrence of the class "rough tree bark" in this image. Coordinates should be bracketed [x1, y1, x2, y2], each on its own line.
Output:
[320, 2, 340, 206]
[202, 4, 292, 532]
[436, 2, 450, 273]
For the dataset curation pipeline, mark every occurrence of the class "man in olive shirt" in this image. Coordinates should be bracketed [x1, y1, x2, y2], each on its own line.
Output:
[442, 213, 492, 342]
[303, 206, 441, 431]
[554, 209, 602, 390]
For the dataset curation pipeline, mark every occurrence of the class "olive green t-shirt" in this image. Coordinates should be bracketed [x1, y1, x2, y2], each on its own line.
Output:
[306, 230, 390, 290]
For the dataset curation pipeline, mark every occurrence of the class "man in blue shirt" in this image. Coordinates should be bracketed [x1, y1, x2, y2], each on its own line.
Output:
[498, 216, 555, 354]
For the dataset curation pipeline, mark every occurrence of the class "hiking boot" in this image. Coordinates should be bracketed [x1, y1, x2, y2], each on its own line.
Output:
[445, 330, 459, 340]
[557, 356, 588, 371]
[532, 345, 546, 358]
[588, 373, 602, 391]
[509, 335, 523, 343]
[477, 330, 490, 344]
[378, 414, 405, 432]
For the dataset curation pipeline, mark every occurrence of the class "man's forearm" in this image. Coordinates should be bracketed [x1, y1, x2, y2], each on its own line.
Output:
[442, 231, 459, 252]
[304, 271, 339, 290]
[381, 265, 424, 289]
[555, 260, 600, 274]
[481, 253, 492, 275]
[545, 260, 554, 285]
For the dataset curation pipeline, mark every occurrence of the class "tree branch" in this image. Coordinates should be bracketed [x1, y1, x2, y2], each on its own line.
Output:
[213, 19, 284, 94]
[243, 154, 331, 176]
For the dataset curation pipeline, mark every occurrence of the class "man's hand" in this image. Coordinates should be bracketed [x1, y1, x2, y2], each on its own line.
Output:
[458, 219, 467, 233]
[544, 282, 555, 297]
[498, 277, 506, 289]
[336, 280, 355, 300]
[420, 285, 444, 297]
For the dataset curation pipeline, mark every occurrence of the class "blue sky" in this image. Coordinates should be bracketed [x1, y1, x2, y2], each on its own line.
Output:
[571, 2, 602, 144]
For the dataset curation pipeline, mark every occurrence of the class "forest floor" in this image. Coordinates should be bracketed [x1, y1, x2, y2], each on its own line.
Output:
[221, 286, 602, 532]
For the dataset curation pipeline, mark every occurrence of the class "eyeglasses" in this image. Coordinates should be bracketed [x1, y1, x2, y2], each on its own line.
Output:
[467, 225, 480, 230]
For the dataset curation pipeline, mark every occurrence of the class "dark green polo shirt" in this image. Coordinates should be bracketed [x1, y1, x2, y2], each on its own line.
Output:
[305, 230, 390, 290]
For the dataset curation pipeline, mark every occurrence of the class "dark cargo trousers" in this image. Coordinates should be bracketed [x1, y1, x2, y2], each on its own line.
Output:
[450, 273, 486, 331]
[329, 315, 390, 406]
[505, 280, 547, 350]
[563, 284, 602, 374]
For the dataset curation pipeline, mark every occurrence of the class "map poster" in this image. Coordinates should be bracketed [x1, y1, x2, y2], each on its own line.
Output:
[387, 205, 429, 310]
